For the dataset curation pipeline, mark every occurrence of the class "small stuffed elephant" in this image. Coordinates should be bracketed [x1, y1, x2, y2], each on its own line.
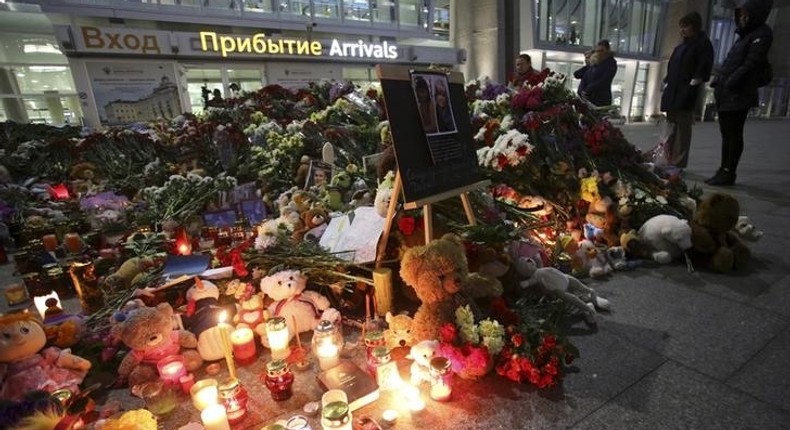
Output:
[516, 257, 610, 325]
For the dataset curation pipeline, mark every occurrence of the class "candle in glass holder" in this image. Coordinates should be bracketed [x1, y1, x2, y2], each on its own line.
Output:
[33, 290, 60, 319]
[219, 378, 249, 425]
[157, 355, 187, 386]
[201, 403, 230, 430]
[230, 327, 257, 365]
[266, 316, 291, 360]
[190, 378, 219, 411]
[42, 234, 59, 253]
[312, 319, 342, 371]
[429, 357, 453, 402]
[3, 282, 29, 307]
[63, 233, 82, 254]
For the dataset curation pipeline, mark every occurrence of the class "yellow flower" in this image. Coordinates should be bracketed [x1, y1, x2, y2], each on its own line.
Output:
[100, 409, 157, 430]
[580, 176, 600, 203]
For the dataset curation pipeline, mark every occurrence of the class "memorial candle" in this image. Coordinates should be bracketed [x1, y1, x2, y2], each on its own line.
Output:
[190, 378, 219, 411]
[230, 327, 257, 365]
[157, 355, 187, 386]
[201, 403, 230, 430]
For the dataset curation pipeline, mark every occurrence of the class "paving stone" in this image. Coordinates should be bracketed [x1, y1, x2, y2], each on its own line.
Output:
[728, 326, 790, 413]
[573, 361, 790, 430]
[592, 272, 788, 379]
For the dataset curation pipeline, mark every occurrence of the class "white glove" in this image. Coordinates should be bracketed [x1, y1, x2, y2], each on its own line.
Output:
[690, 78, 703, 86]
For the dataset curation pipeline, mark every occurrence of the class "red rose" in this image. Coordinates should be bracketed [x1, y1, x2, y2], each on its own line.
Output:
[439, 323, 458, 343]
[511, 334, 524, 348]
[398, 216, 416, 236]
[497, 154, 509, 169]
[541, 335, 557, 350]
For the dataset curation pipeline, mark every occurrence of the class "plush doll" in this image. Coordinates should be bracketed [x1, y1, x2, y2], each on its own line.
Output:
[516, 257, 610, 326]
[102, 256, 154, 291]
[295, 155, 312, 188]
[227, 280, 267, 335]
[605, 246, 639, 271]
[294, 206, 329, 242]
[111, 302, 203, 388]
[182, 279, 229, 362]
[584, 196, 620, 246]
[399, 234, 502, 343]
[636, 214, 692, 264]
[374, 171, 396, 218]
[260, 269, 339, 344]
[734, 216, 764, 242]
[0, 313, 91, 401]
[574, 239, 612, 278]
[407, 339, 440, 386]
[688, 193, 751, 273]
[383, 312, 415, 350]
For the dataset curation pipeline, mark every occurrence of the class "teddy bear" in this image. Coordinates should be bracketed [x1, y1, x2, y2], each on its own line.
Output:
[399, 234, 502, 343]
[383, 312, 415, 350]
[407, 339, 440, 386]
[688, 193, 751, 273]
[734, 216, 764, 242]
[515, 257, 610, 326]
[584, 196, 621, 247]
[260, 269, 339, 345]
[111, 302, 203, 388]
[0, 312, 92, 401]
[226, 279, 267, 334]
[182, 278, 229, 362]
[294, 206, 329, 242]
[636, 214, 693, 264]
[574, 239, 613, 278]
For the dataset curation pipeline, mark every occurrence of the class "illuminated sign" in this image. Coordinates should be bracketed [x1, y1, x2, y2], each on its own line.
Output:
[199, 32, 398, 60]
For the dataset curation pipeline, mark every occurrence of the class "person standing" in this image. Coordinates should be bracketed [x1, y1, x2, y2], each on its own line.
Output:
[707, 0, 774, 186]
[660, 12, 714, 170]
[510, 54, 541, 87]
[573, 40, 618, 106]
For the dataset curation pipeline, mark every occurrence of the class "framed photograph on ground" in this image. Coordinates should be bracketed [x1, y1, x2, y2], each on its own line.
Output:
[238, 199, 267, 225]
[305, 160, 334, 189]
[230, 182, 258, 205]
[202, 209, 237, 228]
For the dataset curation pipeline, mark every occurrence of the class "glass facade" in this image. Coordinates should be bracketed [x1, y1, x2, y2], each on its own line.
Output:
[629, 63, 648, 120]
[535, 0, 665, 57]
[0, 32, 81, 124]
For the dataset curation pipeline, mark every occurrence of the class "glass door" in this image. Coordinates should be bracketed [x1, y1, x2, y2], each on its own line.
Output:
[184, 65, 263, 113]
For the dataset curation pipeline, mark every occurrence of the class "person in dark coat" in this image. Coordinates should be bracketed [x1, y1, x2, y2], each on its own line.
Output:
[510, 53, 542, 87]
[660, 12, 714, 169]
[706, 0, 774, 186]
[573, 40, 618, 106]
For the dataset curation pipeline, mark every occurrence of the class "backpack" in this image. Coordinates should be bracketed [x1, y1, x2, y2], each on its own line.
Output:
[758, 61, 773, 87]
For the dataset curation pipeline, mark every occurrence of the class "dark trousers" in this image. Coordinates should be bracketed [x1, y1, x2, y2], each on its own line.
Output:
[717, 109, 749, 173]
[666, 110, 694, 168]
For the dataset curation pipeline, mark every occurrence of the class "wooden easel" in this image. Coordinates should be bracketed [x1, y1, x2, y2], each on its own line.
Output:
[374, 172, 490, 269]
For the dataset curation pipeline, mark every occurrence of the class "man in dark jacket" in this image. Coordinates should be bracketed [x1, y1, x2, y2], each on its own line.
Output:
[573, 40, 618, 106]
[707, 0, 773, 186]
[660, 12, 714, 169]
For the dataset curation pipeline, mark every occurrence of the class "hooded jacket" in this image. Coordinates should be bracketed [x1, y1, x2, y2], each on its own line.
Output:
[713, 0, 774, 112]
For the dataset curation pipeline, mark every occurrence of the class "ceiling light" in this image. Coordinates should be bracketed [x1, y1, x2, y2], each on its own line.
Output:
[23, 43, 62, 54]
[29, 66, 68, 72]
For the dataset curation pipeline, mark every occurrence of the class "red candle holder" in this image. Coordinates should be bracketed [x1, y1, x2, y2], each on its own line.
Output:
[157, 355, 187, 386]
[262, 359, 294, 401]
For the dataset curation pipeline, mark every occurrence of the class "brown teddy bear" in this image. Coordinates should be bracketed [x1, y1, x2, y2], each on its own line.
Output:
[688, 193, 751, 273]
[399, 234, 502, 343]
[111, 302, 203, 388]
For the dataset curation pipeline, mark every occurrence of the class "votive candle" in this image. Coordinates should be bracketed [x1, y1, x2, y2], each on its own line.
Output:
[190, 378, 219, 411]
[266, 317, 291, 360]
[316, 343, 340, 371]
[231, 327, 257, 365]
[157, 355, 187, 386]
[201, 403, 230, 430]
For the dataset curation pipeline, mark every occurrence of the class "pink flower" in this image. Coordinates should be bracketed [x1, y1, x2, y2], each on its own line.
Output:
[439, 323, 458, 343]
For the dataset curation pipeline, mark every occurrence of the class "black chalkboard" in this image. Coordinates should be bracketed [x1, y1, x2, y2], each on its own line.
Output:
[377, 65, 484, 208]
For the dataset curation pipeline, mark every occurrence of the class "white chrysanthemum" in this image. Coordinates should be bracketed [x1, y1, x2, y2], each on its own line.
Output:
[496, 92, 511, 106]
[500, 114, 514, 131]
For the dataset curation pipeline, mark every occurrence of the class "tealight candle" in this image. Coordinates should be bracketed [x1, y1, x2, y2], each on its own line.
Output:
[316, 343, 340, 371]
[382, 409, 399, 424]
[201, 403, 230, 430]
[230, 327, 257, 365]
[190, 378, 219, 411]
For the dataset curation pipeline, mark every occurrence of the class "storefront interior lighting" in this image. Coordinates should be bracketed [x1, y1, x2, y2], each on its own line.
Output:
[23, 43, 62, 55]
[29, 66, 68, 72]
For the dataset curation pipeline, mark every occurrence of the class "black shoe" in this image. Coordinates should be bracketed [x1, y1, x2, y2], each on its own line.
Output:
[707, 171, 736, 186]
[705, 168, 725, 184]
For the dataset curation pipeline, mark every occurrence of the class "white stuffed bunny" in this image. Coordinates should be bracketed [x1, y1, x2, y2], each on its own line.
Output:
[516, 257, 610, 326]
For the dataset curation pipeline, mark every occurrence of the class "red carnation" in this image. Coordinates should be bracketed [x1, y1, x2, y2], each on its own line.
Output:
[398, 216, 416, 236]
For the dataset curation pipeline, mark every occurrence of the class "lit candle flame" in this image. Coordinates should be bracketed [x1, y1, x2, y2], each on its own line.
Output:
[219, 310, 227, 324]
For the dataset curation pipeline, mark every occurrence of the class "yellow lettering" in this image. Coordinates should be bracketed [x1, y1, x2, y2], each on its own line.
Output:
[253, 33, 267, 53]
[236, 36, 252, 53]
[219, 35, 236, 57]
[81, 26, 104, 49]
[296, 40, 311, 55]
[282, 39, 296, 54]
[200, 31, 219, 51]
[267, 39, 280, 54]
[122, 34, 140, 50]
[141, 36, 161, 54]
[106, 32, 122, 49]
[311, 41, 323, 56]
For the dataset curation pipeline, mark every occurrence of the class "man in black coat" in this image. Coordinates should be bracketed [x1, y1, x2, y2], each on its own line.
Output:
[573, 40, 618, 107]
[707, 0, 774, 186]
[660, 12, 714, 170]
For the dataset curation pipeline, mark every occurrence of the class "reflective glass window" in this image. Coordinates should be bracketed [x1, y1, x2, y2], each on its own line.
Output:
[314, 0, 339, 18]
[372, 0, 395, 24]
[243, 0, 274, 13]
[399, 0, 422, 27]
[433, 2, 449, 39]
[344, 0, 371, 21]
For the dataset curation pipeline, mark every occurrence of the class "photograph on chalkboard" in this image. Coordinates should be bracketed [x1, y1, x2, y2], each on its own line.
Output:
[410, 71, 463, 165]
[305, 160, 333, 190]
